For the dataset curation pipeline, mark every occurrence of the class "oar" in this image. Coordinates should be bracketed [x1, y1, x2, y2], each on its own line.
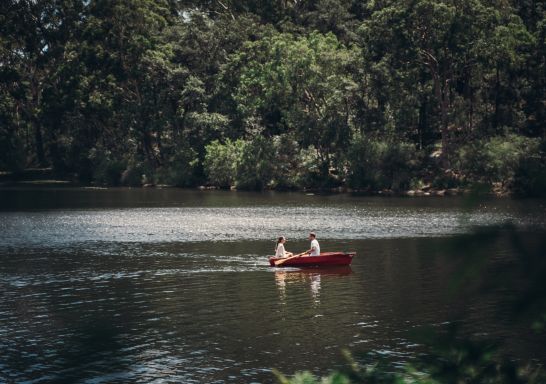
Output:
[274, 252, 307, 267]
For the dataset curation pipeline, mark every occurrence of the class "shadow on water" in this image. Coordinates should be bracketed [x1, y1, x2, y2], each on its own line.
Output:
[0, 309, 135, 383]
[404, 225, 546, 384]
[52, 321, 131, 383]
[276, 224, 546, 383]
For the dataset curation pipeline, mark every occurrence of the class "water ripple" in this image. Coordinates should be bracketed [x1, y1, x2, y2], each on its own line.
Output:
[0, 205, 534, 248]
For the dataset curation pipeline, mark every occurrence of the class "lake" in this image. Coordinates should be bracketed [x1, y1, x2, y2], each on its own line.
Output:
[1, 188, 545, 383]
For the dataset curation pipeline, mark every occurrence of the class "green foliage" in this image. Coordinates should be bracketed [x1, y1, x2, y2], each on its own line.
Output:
[295, 147, 333, 189]
[0, 0, 544, 193]
[412, 326, 537, 384]
[0, 126, 25, 172]
[204, 135, 302, 190]
[236, 135, 276, 190]
[274, 355, 406, 384]
[271, 134, 304, 190]
[120, 163, 145, 187]
[430, 172, 461, 190]
[155, 146, 199, 187]
[455, 134, 541, 187]
[347, 136, 420, 191]
[224, 30, 360, 183]
[90, 149, 125, 186]
[513, 154, 546, 197]
[204, 139, 245, 188]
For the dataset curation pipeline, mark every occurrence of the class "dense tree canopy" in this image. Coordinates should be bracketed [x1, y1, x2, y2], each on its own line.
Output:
[1, 0, 544, 194]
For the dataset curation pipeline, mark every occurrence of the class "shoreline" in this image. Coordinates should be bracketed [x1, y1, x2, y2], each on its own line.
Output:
[0, 168, 521, 198]
[0, 178, 511, 198]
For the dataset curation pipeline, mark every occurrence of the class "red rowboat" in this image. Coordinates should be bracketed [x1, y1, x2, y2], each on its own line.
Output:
[269, 252, 355, 267]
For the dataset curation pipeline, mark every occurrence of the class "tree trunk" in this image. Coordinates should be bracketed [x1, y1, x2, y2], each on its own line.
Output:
[33, 117, 46, 166]
[433, 74, 450, 168]
[494, 65, 500, 133]
[418, 96, 427, 150]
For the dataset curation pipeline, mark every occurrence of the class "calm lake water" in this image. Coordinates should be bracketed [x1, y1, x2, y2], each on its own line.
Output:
[1, 188, 545, 383]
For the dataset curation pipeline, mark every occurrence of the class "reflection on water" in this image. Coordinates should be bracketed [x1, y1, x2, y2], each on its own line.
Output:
[310, 275, 320, 304]
[275, 267, 353, 306]
[0, 206, 529, 248]
[0, 189, 545, 383]
[1, 189, 544, 249]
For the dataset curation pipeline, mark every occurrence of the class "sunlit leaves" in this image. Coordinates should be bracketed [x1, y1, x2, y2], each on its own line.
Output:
[224, 30, 360, 183]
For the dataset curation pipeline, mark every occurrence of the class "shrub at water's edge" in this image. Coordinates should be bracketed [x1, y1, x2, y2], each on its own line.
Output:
[453, 135, 543, 196]
[199, 134, 546, 196]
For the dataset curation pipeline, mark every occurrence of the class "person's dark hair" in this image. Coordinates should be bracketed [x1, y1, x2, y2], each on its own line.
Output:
[276, 236, 285, 251]
[309, 232, 316, 238]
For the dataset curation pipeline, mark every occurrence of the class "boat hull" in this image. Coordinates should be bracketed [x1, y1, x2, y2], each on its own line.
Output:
[269, 252, 355, 267]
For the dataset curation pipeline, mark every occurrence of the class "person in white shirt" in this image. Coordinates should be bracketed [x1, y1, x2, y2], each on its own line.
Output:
[275, 236, 293, 258]
[305, 232, 320, 256]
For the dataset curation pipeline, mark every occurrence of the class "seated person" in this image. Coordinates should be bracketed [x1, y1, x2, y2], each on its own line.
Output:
[304, 232, 320, 256]
[275, 236, 293, 258]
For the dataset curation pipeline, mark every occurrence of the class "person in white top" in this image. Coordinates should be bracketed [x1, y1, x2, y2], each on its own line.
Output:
[305, 232, 320, 256]
[275, 236, 293, 258]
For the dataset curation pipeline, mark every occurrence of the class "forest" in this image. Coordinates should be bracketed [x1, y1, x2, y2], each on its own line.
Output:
[1, 0, 545, 195]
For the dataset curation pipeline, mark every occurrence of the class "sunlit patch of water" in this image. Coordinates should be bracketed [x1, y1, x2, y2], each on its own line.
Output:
[0, 205, 538, 248]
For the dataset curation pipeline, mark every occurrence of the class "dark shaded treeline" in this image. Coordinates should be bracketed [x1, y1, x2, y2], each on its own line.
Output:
[1, 0, 545, 194]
